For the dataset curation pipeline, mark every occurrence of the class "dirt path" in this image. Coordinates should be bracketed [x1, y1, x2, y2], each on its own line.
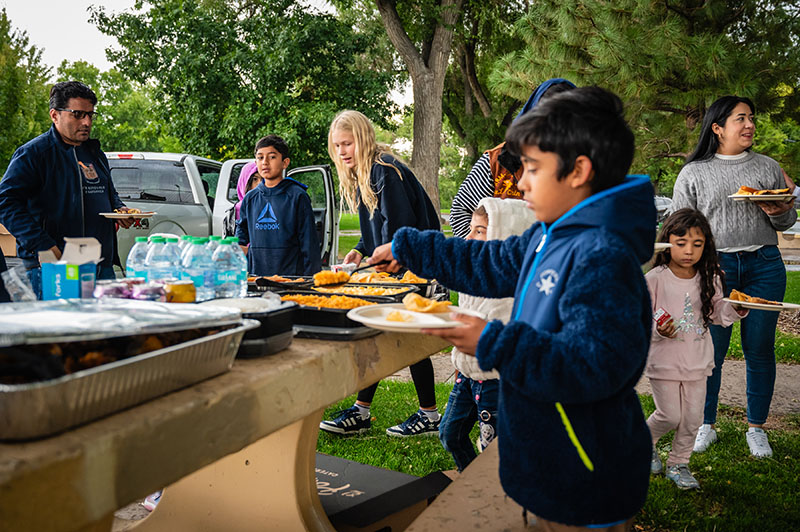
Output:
[388, 353, 800, 417]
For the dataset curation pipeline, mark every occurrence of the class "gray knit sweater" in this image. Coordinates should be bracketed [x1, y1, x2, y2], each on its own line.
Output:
[671, 152, 797, 249]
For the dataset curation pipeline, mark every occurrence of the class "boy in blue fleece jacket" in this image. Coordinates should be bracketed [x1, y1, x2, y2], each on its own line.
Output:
[236, 135, 321, 276]
[369, 87, 655, 529]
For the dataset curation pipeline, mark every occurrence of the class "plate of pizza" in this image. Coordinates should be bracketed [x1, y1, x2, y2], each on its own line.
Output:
[100, 209, 156, 219]
[724, 289, 800, 311]
[347, 293, 485, 333]
[728, 186, 794, 202]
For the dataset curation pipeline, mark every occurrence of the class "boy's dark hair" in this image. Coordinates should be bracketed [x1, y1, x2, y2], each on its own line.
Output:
[49, 81, 97, 109]
[654, 208, 723, 328]
[686, 96, 755, 164]
[254, 135, 289, 159]
[505, 86, 634, 193]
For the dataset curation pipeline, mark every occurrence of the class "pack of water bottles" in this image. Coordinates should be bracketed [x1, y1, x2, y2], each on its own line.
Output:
[124, 234, 248, 302]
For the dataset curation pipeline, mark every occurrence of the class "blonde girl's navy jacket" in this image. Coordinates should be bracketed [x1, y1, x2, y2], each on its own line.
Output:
[391, 176, 656, 526]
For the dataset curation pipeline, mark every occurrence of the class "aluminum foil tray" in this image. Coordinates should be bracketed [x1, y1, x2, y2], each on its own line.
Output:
[0, 319, 259, 440]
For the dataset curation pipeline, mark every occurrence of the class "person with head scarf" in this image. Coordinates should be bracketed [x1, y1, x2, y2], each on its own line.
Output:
[449, 78, 576, 238]
[235, 161, 259, 220]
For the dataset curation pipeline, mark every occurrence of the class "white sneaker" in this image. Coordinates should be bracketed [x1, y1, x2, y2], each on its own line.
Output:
[746, 427, 773, 458]
[693, 424, 717, 453]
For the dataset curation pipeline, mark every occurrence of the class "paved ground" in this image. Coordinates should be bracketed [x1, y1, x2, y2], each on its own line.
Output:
[388, 352, 800, 419]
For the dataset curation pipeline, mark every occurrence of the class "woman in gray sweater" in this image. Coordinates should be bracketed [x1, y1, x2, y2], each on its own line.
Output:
[672, 96, 797, 459]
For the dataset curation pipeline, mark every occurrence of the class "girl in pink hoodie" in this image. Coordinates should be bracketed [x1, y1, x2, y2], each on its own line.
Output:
[646, 208, 746, 490]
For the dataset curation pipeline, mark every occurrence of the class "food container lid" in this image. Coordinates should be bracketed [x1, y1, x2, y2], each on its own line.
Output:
[0, 299, 242, 346]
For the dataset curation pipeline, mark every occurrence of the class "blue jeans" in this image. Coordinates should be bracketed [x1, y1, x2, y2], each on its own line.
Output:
[706, 246, 786, 425]
[439, 375, 499, 472]
[26, 263, 116, 300]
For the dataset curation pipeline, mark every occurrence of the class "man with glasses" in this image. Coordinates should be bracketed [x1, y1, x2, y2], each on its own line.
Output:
[0, 80, 133, 297]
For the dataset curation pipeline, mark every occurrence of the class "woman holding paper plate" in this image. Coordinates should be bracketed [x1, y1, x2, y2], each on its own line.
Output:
[671, 95, 797, 459]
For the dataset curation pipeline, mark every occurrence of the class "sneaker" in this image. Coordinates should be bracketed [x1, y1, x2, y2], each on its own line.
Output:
[651, 448, 663, 475]
[693, 424, 717, 453]
[746, 427, 773, 458]
[665, 464, 700, 490]
[386, 410, 440, 437]
[319, 406, 371, 435]
[141, 490, 162, 512]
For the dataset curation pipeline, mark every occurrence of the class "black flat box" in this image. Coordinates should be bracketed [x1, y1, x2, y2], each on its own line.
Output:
[316, 453, 451, 531]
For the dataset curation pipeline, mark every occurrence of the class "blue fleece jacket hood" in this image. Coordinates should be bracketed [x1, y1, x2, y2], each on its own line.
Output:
[513, 175, 655, 327]
[515, 78, 576, 121]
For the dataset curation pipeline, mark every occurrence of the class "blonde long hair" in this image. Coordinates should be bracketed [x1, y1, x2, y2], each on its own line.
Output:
[327, 110, 403, 215]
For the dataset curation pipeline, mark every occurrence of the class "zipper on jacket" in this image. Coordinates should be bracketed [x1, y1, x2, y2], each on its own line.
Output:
[72, 148, 85, 236]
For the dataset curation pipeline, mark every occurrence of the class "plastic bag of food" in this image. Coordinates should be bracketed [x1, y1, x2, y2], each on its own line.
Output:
[1, 266, 37, 302]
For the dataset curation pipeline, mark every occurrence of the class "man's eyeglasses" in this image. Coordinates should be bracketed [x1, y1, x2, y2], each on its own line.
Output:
[55, 108, 99, 120]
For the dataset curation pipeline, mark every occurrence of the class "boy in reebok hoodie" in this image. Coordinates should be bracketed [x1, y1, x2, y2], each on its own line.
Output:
[368, 88, 655, 530]
[236, 135, 321, 276]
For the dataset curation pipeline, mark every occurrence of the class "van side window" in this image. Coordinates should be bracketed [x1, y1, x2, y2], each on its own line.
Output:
[197, 164, 221, 199]
[110, 160, 193, 203]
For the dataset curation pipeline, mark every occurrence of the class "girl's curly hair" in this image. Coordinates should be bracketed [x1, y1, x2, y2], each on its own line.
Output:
[653, 208, 724, 328]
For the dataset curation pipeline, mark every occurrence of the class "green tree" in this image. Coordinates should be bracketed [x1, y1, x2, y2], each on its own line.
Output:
[442, 1, 528, 162]
[490, 0, 800, 194]
[0, 9, 50, 174]
[91, 0, 395, 166]
[56, 60, 180, 152]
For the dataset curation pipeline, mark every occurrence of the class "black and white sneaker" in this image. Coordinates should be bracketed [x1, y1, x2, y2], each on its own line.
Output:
[319, 406, 371, 435]
[386, 410, 440, 437]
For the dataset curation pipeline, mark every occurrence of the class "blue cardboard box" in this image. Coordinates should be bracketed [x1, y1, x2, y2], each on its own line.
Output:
[40, 237, 101, 300]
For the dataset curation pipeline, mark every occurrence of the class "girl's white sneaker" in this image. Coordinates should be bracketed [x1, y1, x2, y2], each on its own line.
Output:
[693, 424, 717, 452]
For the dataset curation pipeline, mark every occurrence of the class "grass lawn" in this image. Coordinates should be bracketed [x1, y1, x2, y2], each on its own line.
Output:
[317, 382, 800, 532]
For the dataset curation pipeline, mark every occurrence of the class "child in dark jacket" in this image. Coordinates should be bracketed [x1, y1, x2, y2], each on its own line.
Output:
[236, 135, 321, 276]
[319, 110, 442, 438]
[368, 87, 655, 530]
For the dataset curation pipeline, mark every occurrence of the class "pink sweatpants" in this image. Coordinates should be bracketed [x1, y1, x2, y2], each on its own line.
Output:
[646, 378, 707, 467]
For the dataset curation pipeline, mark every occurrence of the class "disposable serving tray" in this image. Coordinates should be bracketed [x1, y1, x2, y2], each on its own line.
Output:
[0, 319, 258, 440]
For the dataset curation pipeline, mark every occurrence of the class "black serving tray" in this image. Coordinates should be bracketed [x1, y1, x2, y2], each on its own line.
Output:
[248, 275, 314, 292]
[239, 300, 297, 343]
[292, 325, 381, 341]
[280, 292, 394, 328]
[237, 330, 295, 357]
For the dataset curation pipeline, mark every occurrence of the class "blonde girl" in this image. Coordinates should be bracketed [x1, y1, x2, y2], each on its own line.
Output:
[321, 110, 442, 437]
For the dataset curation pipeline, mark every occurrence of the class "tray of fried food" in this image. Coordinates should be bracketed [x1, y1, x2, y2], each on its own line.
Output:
[347, 270, 437, 297]
[729, 186, 794, 202]
[724, 289, 800, 311]
[309, 283, 419, 301]
[248, 274, 313, 291]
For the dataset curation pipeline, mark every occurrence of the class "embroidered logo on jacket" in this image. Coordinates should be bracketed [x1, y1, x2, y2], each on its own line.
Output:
[536, 269, 559, 296]
[255, 203, 280, 230]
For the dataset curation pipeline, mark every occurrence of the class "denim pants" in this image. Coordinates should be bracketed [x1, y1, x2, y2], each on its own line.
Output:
[706, 246, 786, 425]
[439, 375, 499, 472]
[26, 264, 116, 300]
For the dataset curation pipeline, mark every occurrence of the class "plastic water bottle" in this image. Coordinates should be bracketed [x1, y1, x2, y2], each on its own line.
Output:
[163, 237, 184, 278]
[145, 236, 180, 282]
[181, 237, 216, 301]
[212, 240, 239, 298]
[126, 236, 150, 280]
[206, 235, 222, 257]
[178, 235, 193, 253]
[225, 237, 249, 297]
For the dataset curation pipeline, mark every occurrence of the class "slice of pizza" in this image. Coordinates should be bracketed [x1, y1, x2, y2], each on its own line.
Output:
[729, 289, 781, 305]
[402, 293, 452, 313]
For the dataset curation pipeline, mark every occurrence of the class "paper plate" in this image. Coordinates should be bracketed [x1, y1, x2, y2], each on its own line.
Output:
[346, 304, 485, 333]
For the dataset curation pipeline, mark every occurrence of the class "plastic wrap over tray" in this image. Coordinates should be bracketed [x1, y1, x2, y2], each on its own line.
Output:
[0, 299, 242, 347]
[0, 319, 258, 440]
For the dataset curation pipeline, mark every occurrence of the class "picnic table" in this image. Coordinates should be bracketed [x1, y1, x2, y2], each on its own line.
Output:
[0, 332, 448, 532]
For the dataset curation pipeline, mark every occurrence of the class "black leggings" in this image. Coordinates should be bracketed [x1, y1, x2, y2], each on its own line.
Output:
[356, 357, 436, 407]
